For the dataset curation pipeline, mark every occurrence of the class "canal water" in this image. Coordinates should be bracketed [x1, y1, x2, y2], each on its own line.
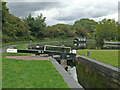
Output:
[66, 60, 78, 83]
[28, 41, 120, 50]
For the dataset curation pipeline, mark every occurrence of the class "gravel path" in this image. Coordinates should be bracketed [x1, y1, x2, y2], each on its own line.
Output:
[1, 44, 22, 53]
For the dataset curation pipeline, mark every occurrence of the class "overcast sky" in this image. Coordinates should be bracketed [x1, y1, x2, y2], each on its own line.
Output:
[4, 0, 119, 26]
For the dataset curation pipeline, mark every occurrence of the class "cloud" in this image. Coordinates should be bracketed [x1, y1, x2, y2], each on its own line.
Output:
[5, 0, 119, 25]
[90, 13, 118, 22]
[33, 1, 118, 25]
[6, 2, 64, 18]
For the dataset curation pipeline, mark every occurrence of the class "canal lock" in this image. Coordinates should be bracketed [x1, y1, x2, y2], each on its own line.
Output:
[57, 59, 79, 83]
[27, 42, 120, 88]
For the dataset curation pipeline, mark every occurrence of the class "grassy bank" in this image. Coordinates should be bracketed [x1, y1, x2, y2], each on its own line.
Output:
[104, 40, 119, 42]
[2, 41, 30, 47]
[13, 44, 28, 49]
[2, 43, 69, 88]
[2, 38, 74, 47]
[2, 58, 69, 88]
[77, 50, 119, 68]
[2, 44, 69, 88]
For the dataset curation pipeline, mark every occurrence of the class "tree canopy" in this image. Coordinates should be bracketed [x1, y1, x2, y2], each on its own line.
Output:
[23, 14, 46, 39]
[95, 18, 118, 47]
[45, 24, 75, 39]
[73, 18, 98, 38]
[2, 2, 32, 43]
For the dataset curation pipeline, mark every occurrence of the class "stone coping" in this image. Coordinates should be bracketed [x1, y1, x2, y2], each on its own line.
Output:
[49, 58, 84, 89]
[76, 54, 120, 72]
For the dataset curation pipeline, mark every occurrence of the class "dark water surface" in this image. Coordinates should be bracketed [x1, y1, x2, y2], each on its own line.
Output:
[28, 41, 120, 50]
[27, 41, 95, 50]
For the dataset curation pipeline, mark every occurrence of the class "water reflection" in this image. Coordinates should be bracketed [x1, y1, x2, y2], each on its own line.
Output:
[27, 41, 120, 50]
[73, 41, 96, 49]
[74, 43, 86, 48]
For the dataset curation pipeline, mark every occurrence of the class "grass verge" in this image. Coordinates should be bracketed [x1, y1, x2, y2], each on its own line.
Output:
[77, 50, 119, 68]
[104, 40, 119, 42]
[2, 58, 69, 88]
[2, 44, 69, 88]
[13, 44, 28, 50]
[2, 41, 30, 47]
[2, 38, 74, 47]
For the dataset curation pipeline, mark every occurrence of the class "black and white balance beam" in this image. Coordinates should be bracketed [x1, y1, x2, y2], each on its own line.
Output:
[6, 49, 43, 54]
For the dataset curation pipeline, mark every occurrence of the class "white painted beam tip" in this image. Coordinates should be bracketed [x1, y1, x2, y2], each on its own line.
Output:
[6, 49, 17, 53]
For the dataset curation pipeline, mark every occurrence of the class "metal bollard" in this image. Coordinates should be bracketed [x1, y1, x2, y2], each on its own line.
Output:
[87, 50, 90, 56]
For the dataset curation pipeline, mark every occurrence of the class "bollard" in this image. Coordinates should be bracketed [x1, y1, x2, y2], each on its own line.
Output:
[87, 50, 90, 56]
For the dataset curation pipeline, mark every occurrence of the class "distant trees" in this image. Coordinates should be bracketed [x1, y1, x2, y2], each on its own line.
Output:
[73, 18, 98, 38]
[72, 25, 88, 38]
[45, 19, 98, 39]
[0, 1, 2, 43]
[118, 24, 120, 41]
[45, 24, 75, 39]
[2, 2, 31, 43]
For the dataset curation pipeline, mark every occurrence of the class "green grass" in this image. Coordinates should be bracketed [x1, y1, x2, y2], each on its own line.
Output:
[13, 44, 28, 49]
[104, 40, 119, 42]
[77, 50, 119, 68]
[86, 39, 95, 42]
[2, 58, 69, 88]
[2, 41, 30, 47]
[2, 38, 74, 47]
[36, 38, 74, 42]
[2, 43, 69, 88]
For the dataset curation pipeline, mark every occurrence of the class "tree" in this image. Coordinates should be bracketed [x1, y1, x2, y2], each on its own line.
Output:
[2, 2, 31, 43]
[118, 22, 120, 41]
[95, 22, 104, 48]
[45, 24, 75, 39]
[2, 2, 9, 19]
[73, 18, 98, 38]
[95, 18, 118, 48]
[24, 13, 46, 39]
[73, 25, 88, 37]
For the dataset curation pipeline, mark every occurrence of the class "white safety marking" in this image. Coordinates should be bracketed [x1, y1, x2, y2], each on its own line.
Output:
[72, 50, 76, 54]
[7, 49, 17, 53]
[36, 46, 39, 48]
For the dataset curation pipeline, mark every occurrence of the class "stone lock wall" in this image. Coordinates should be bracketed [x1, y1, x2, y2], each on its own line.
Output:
[75, 55, 120, 88]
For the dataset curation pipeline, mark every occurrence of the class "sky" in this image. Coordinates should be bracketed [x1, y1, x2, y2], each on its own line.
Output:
[3, 0, 119, 26]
